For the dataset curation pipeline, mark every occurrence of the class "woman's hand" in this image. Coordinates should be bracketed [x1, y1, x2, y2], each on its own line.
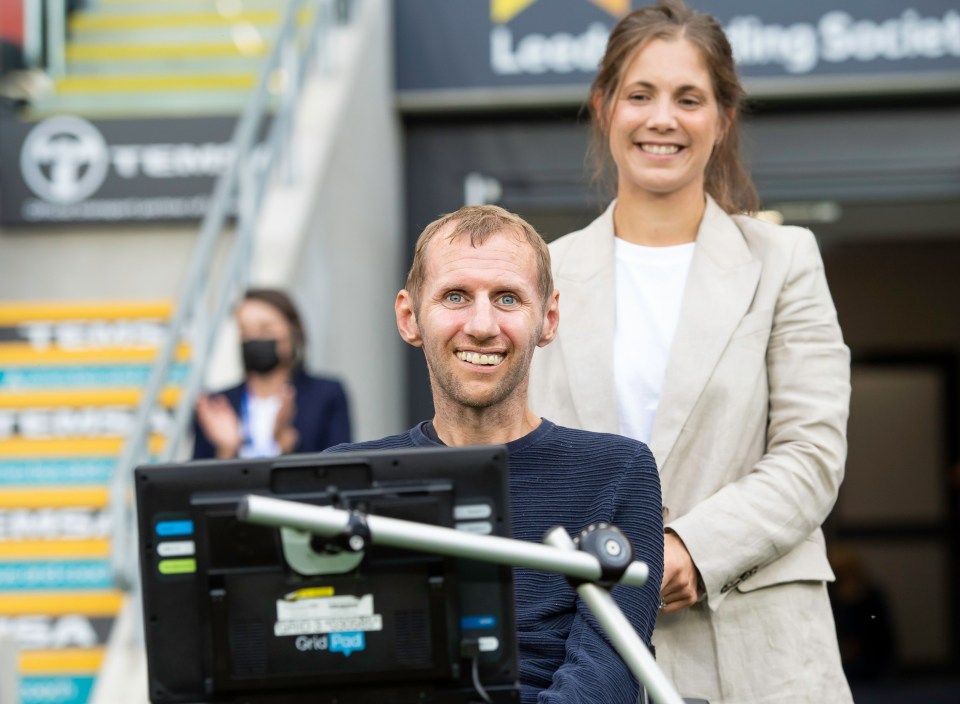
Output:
[195, 394, 242, 458]
[274, 384, 299, 454]
[660, 530, 701, 614]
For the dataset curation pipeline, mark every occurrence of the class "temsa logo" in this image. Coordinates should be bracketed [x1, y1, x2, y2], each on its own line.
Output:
[20, 116, 110, 204]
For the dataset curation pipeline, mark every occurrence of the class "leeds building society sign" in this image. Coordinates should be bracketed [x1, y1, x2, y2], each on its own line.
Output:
[395, 0, 960, 105]
[0, 114, 249, 226]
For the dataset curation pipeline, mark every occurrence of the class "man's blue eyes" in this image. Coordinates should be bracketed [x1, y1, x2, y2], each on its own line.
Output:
[444, 294, 518, 305]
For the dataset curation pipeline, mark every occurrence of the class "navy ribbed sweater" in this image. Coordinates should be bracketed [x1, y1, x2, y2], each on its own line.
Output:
[329, 419, 664, 703]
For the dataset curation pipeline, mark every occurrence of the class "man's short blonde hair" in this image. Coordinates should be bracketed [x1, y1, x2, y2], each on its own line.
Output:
[405, 205, 553, 312]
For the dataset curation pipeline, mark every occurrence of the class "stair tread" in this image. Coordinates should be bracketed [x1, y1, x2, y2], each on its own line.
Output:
[55, 73, 257, 92]
[67, 42, 268, 59]
[70, 10, 282, 31]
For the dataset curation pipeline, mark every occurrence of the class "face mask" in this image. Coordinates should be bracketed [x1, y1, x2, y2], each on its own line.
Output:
[242, 339, 281, 374]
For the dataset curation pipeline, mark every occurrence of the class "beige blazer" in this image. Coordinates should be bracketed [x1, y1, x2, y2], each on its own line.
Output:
[528, 197, 851, 606]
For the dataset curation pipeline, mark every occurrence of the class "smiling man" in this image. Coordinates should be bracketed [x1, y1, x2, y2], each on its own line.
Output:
[328, 205, 664, 703]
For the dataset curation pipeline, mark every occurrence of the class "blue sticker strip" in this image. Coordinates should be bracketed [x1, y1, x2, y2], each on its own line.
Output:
[155, 520, 193, 537]
[461, 615, 497, 630]
[0, 561, 113, 590]
[0, 364, 189, 389]
[0, 459, 114, 486]
[20, 676, 95, 704]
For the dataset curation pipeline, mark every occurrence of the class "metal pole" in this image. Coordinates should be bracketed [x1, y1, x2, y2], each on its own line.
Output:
[240, 494, 650, 597]
[239, 495, 681, 700]
[23, 0, 42, 68]
[0, 631, 18, 704]
[47, 0, 66, 77]
[543, 528, 685, 704]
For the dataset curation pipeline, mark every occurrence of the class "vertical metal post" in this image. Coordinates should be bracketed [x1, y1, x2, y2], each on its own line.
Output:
[23, 0, 42, 68]
[47, 0, 67, 77]
[317, 0, 333, 74]
[0, 631, 19, 704]
[280, 34, 300, 185]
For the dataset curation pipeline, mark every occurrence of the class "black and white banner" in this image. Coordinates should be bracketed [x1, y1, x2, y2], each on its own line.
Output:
[0, 114, 247, 226]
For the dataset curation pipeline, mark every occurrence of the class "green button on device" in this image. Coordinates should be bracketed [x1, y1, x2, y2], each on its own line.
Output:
[158, 558, 197, 575]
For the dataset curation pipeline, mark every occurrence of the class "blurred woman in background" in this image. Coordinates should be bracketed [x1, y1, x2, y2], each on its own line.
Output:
[192, 288, 350, 459]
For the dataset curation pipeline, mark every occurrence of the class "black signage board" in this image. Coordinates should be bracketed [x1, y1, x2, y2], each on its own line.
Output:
[0, 112, 255, 226]
[395, 0, 960, 109]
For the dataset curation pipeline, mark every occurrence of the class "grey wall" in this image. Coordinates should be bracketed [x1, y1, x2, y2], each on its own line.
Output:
[0, 224, 198, 300]
[292, 1, 405, 442]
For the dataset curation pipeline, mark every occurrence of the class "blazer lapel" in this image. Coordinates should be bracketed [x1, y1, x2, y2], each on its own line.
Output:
[555, 203, 619, 434]
[650, 198, 761, 469]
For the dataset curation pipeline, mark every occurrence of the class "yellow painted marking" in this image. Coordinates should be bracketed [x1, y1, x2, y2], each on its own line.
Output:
[0, 487, 110, 509]
[19, 647, 105, 675]
[70, 12, 279, 31]
[0, 435, 165, 457]
[491, 0, 537, 23]
[0, 301, 172, 324]
[0, 539, 111, 559]
[67, 42, 267, 60]
[57, 74, 256, 93]
[0, 591, 124, 616]
[0, 387, 181, 409]
[0, 343, 191, 365]
[590, 0, 630, 16]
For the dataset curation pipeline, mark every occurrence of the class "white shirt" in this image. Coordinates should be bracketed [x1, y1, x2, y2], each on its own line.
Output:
[239, 394, 282, 458]
[613, 238, 695, 444]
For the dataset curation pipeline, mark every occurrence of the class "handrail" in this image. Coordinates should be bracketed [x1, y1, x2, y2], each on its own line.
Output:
[46, 0, 66, 78]
[0, 631, 17, 704]
[109, 0, 356, 591]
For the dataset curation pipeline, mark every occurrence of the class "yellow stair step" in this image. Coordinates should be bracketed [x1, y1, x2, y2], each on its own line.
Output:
[0, 539, 112, 560]
[0, 301, 174, 324]
[67, 41, 267, 60]
[56, 74, 256, 93]
[0, 436, 166, 457]
[70, 11, 280, 31]
[0, 591, 124, 616]
[0, 388, 181, 409]
[0, 486, 110, 509]
[19, 647, 106, 676]
[0, 343, 191, 366]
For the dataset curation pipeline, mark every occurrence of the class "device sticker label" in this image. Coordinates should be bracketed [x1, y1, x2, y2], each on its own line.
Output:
[277, 593, 373, 621]
[274, 614, 383, 637]
[274, 592, 382, 637]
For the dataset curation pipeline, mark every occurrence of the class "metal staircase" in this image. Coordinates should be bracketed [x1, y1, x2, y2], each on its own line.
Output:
[1, 2, 368, 702]
[27, 0, 307, 118]
[0, 301, 183, 704]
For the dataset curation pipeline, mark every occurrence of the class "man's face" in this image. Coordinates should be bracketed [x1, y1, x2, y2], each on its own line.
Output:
[396, 227, 558, 414]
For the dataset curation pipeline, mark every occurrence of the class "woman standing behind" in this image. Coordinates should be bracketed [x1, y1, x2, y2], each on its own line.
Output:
[192, 288, 351, 459]
[528, 2, 852, 701]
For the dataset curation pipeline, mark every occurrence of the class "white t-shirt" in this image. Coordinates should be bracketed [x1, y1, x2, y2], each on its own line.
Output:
[613, 238, 695, 445]
[239, 394, 282, 458]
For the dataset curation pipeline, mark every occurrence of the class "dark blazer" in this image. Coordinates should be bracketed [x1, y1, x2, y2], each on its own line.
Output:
[191, 371, 351, 459]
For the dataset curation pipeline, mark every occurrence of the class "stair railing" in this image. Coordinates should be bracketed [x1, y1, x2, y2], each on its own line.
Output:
[109, 0, 356, 591]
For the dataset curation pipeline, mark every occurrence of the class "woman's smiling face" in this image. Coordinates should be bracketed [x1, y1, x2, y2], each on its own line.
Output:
[603, 37, 727, 203]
